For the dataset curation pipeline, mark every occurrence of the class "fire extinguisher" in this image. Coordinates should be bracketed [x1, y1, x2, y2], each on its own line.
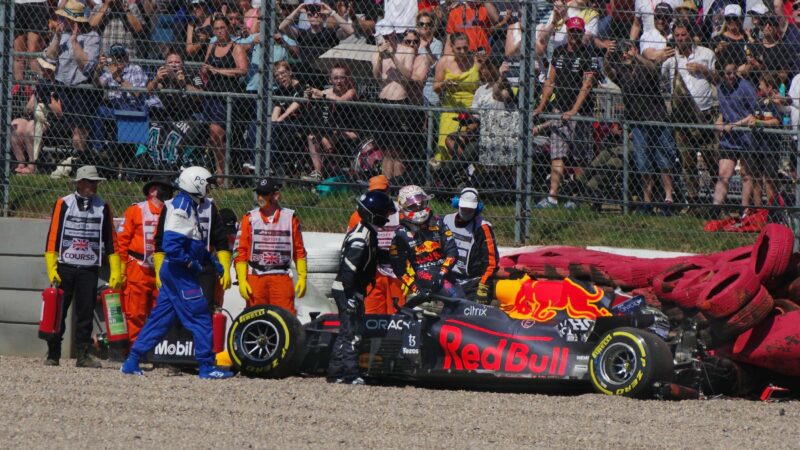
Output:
[39, 284, 64, 340]
[212, 309, 227, 354]
[100, 287, 129, 347]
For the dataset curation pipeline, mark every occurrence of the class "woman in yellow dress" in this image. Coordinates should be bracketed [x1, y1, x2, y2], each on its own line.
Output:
[433, 32, 482, 159]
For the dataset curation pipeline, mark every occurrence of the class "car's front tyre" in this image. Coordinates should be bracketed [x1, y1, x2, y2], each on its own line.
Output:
[227, 305, 305, 378]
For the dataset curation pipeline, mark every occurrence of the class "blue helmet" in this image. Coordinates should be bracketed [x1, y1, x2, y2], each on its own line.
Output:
[357, 191, 396, 227]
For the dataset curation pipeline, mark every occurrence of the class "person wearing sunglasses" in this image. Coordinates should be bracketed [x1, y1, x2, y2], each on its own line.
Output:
[416, 11, 443, 105]
[279, 2, 354, 87]
[710, 4, 748, 72]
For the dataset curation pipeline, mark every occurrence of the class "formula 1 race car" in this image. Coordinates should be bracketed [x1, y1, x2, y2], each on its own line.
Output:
[225, 277, 718, 399]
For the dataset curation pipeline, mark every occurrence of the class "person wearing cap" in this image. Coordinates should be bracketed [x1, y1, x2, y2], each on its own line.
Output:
[45, 0, 100, 158]
[674, 0, 703, 43]
[89, 0, 145, 58]
[443, 188, 498, 305]
[532, 16, 599, 209]
[95, 44, 149, 110]
[346, 175, 405, 314]
[185, 0, 213, 61]
[11, 56, 62, 175]
[745, 3, 769, 42]
[742, 14, 797, 79]
[116, 177, 174, 344]
[234, 179, 308, 315]
[640, 2, 676, 63]
[711, 4, 748, 70]
[44, 165, 122, 367]
[630, 0, 681, 41]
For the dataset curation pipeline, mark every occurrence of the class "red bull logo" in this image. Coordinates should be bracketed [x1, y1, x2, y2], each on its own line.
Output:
[513, 278, 611, 322]
[416, 240, 441, 254]
[439, 322, 568, 375]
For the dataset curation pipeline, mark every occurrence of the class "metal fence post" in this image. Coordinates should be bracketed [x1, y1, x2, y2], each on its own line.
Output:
[1, 2, 13, 217]
[425, 109, 433, 186]
[261, 0, 276, 177]
[516, 0, 536, 245]
[622, 121, 630, 215]
[224, 96, 232, 186]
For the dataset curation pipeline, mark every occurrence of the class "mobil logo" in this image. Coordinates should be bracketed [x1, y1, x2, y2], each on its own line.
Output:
[438, 320, 569, 376]
[513, 278, 611, 322]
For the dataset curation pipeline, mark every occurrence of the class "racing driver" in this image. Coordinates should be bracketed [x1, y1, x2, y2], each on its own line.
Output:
[389, 185, 463, 298]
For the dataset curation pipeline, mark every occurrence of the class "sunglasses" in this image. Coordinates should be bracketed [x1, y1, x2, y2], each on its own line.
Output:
[308, 11, 321, 16]
[404, 39, 420, 45]
[417, 21, 432, 28]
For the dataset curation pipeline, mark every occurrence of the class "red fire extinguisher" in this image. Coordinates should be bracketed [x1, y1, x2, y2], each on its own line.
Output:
[39, 284, 64, 340]
[212, 309, 227, 354]
[100, 288, 129, 346]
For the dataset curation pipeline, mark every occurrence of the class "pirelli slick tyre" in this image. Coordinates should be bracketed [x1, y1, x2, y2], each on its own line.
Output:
[751, 224, 794, 284]
[696, 266, 761, 318]
[589, 327, 674, 399]
[227, 305, 305, 378]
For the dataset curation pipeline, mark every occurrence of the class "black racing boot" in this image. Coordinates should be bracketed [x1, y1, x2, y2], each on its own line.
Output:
[44, 341, 60, 366]
[75, 343, 102, 368]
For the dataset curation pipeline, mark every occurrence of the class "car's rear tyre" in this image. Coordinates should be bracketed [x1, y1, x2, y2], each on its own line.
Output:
[227, 305, 305, 378]
[589, 327, 674, 398]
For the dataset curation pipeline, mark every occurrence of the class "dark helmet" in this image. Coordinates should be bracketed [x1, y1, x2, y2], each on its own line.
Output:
[357, 191, 396, 227]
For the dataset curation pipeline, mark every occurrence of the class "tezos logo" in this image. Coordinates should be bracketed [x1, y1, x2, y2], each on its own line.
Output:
[463, 305, 487, 317]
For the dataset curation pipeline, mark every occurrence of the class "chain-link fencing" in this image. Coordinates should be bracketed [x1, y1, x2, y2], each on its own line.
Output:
[1, 0, 799, 252]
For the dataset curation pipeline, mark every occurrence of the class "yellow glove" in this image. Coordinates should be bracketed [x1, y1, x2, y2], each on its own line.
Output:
[120, 260, 127, 287]
[476, 283, 490, 305]
[108, 253, 123, 290]
[295, 258, 307, 298]
[153, 252, 165, 290]
[44, 252, 61, 285]
[235, 261, 252, 301]
[217, 250, 232, 290]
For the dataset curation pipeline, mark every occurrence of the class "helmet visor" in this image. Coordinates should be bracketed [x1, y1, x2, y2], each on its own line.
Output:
[402, 194, 429, 212]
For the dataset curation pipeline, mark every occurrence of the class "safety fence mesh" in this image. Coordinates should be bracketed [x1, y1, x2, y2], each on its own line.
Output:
[2, 0, 800, 252]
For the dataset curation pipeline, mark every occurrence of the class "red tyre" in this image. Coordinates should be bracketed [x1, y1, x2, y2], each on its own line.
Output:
[710, 286, 774, 342]
[653, 263, 707, 298]
[697, 266, 761, 318]
[670, 267, 717, 309]
[707, 245, 752, 266]
[751, 224, 794, 284]
[499, 256, 516, 268]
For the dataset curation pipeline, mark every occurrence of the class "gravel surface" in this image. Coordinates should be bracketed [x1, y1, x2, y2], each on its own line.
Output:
[1, 355, 797, 449]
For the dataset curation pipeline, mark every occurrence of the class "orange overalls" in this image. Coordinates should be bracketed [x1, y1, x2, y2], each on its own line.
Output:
[117, 199, 162, 343]
[347, 210, 405, 314]
[235, 207, 306, 315]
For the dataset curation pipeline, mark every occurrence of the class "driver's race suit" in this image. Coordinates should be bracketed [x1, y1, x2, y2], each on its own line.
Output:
[128, 191, 217, 367]
[327, 221, 378, 383]
[389, 214, 463, 297]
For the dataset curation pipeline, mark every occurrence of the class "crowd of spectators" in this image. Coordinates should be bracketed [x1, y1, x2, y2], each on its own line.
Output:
[8, 0, 800, 226]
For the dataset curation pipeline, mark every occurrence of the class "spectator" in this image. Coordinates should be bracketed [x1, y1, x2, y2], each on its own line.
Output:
[674, 0, 704, 43]
[750, 72, 784, 210]
[371, 31, 421, 180]
[742, 15, 797, 80]
[416, 11, 443, 105]
[640, 3, 676, 63]
[630, 0, 681, 41]
[491, 1, 519, 57]
[600, 0, 636, 39]
[45, 0, 100, 160]
[301, 65, 358, 182]
[790, 70, 800, 137]
[12, 57, 63, 174]
[710, 5, 748, 71]
[239, 0, 260, 35]
[711, 63, 758, 222]
[376, 0, 417, 37]
[89, 0, 146, 58]
[605, 40, 677, 215]
[201, 15, 248, 177]
[185, 0, 213, 61]
[404, 29, 435, 104]
[279, 2, 354, 87]
[745, 3, 770, 42]
[434, 33, 481, 159]
[532, 17, 598, 209]
[661, 21, 718, 214]
[13, 0, 47, 82]
[445, 0, 499, 55]
[271, 61, 306, 173]
[143, 50, 207, 169]
[475, 61, 520, 169]
[95, 44, 149, 111]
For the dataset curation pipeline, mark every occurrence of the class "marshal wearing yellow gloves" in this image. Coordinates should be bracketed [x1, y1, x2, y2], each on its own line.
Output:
[234, 179, 307, 315]
[44, 166, 121, 368]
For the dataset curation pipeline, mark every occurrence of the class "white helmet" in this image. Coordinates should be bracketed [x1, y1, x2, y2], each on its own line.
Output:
[177, 166, 215, 201]
[398, 185, 431, 225]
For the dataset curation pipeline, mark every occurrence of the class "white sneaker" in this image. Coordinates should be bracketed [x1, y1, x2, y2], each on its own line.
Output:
[301, 171, 322, 182]
[50, 157, 74, 179]
[534, 198, 557, 209]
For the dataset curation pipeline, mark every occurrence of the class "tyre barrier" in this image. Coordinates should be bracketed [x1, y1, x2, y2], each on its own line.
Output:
[773, 298, 800, 315]
[710, 286, 774, 343]
[705, 245, 752, 266]
[667, 267, 717, 309]
[652, 263, 708, 299]
[697, 266, 761, 319]
[751, 224, 794, 284]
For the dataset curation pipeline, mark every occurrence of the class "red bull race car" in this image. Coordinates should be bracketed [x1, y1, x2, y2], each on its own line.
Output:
[224, 277, 722, 399]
